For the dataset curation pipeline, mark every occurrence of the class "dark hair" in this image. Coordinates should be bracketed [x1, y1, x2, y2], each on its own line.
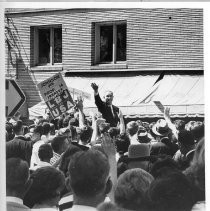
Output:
[59, 145, 82, 177]
[115, 133, 130, 154]
[6, 158, 29, 191]
[33, 125, 43, 136]
[150, 157, 181, 178]
[174, 119, 186, 131]
[13, 120, 23, 134]
[69, 125, 77, 141]
[68, 149, 110, 198]
[42, 122, 51, 136]
[79, 125, 93, 144]
[178, 130, 195, 147]
[38, 144, 53, 161]
[115, 168, 154, 211]
[147, 172, 196, 211]
[6, 123, 14, 141]
[63, 117, 70, 128]
[108, 127, 120, 139]
[98, 123, 110, 134]
[24, 167, 65, 208]
[191, 122, 204, 142]
[23, 126, 29, 135]
[51, 135, 68, 153]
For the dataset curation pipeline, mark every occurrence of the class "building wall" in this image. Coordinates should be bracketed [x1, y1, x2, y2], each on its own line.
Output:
[5, 8, 203, 108]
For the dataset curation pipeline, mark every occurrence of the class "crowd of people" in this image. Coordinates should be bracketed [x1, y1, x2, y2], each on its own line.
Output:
[6, 83, 205, 211]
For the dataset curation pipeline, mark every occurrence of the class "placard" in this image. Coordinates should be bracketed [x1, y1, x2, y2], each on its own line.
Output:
[37, 73, 74, 119]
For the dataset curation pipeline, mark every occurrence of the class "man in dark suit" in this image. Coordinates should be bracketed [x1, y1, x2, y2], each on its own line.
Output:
[6, 158, 32, 211]
[6, 120, 35, 165]
[91, 83, 120, 127]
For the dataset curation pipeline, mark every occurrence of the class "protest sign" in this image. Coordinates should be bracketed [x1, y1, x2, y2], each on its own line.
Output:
[37, 73, 74, 119]
[153, 101, 165, 113]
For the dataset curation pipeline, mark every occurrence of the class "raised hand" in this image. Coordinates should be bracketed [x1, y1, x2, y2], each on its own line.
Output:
[76, 95, 84, 110]
[164, 107, 171, 121]
[91, 83, 99, 92]
[101, 133, 116, 158]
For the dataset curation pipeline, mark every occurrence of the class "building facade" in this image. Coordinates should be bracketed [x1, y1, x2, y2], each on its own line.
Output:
[5, 8, 204, 119]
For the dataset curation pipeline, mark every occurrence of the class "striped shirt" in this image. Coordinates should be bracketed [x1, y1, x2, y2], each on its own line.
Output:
[50, 152, 61, 165]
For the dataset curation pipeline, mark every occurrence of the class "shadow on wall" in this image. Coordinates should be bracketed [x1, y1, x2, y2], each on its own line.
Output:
[5, 16, 41, 119]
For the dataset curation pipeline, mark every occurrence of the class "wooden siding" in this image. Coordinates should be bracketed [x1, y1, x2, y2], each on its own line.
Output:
[5, 8, 203, 108]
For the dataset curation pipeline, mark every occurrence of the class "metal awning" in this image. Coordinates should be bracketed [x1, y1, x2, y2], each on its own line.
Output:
[29, 74, 204, 119]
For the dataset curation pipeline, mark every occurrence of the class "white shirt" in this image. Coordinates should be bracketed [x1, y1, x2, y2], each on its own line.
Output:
[30, 139, 45, 169]
[30, 161, 52, 171]
[130, 134, 140, 145]
[6, 196, 23, 204]
[68, 205, 97, 211]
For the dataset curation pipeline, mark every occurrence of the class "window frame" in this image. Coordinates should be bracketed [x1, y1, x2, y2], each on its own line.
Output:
[94, 21, 127, 65]
[33, 25, 62, 67]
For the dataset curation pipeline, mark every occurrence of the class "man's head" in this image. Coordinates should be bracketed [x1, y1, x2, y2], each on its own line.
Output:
[13, 120, 23, 135]
[104, 91, 113, 105]
[31, 125, 43, 141]
[115, 168, 154, 210]
[126, 121, 138, 137]
[178, 130, 195, 154]
[67, 149, 111, 205]
[51, 135, 69, 155]
[6, 158, 31, 198]
[38, 144, 53, 162]
[79, 125, 93, 144]
[42, 122, 51, 136]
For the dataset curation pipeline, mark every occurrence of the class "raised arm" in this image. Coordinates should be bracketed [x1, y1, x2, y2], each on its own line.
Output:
[118, 109, 125, 134]
[164, 107, 178, 140]
[76, 96, 85, 128]
[101, 133, 117, 203]
[91, 83, 104, 113]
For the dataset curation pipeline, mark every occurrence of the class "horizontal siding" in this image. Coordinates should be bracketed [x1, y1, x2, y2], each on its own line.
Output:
[5, 8, 203, 108]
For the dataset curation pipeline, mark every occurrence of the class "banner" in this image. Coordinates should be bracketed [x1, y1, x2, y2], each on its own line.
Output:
[37, 73, 74, 119]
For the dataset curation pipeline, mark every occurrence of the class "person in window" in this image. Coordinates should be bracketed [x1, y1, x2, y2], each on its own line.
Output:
[91, 83, 121, 127]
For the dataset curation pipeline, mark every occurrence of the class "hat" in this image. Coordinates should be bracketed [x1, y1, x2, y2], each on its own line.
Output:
[152, 119, 170, 137]
[128, 144, 150, 158]
[128, 144, 150, 171]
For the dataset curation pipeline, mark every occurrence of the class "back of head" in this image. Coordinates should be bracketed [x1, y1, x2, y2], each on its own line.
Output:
[24, 166, 65, 208]
[42, 122, 51, 136]
[115, 133, 130, 154]
[79, 125, 93, 144]
[191, 122, 204, 142]
[115, 168, 154, 210]
[68, 149, 110, 199]
[126, 121, 138, 136]
[6, 158, 29, 197]
[150, 157, 181, 178]
[178, 130, 195, 148]
[147, 172, 196, 211]
[51, 135, 68, 153]
[174, 119, 186, 131]
[33, 125, 43, 136]
[108, 127, 120, 139]
[13, 120, 23, 134]
[38, 144, 53, 161]
[59, 145, 82, 176]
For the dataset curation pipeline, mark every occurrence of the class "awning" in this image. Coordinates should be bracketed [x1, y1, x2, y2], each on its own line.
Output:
[29, 74, 204, 119]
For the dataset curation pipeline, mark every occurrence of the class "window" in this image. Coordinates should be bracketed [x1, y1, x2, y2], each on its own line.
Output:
[34, 25, 62, 66]
[95, 22, 126, 64]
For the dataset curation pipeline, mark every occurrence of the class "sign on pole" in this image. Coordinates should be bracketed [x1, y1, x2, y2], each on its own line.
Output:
[37, 73, 75, 119]
[6, 79, 26, 117]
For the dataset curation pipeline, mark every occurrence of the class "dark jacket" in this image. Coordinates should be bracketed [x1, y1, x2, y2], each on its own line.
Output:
[94, 94, 120, 127]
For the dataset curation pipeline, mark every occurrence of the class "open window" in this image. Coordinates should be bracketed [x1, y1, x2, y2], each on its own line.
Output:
[95, 22, 126, 64]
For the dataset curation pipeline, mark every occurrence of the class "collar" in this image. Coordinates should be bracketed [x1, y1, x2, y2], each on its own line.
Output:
[71, 205, 97, 211]
[6, 196, 23, 204]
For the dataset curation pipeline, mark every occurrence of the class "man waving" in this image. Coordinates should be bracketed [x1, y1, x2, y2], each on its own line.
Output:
[91, 83, 121, 127]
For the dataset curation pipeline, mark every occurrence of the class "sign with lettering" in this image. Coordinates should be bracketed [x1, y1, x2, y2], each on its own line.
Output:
[37, 73, 74, 119]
